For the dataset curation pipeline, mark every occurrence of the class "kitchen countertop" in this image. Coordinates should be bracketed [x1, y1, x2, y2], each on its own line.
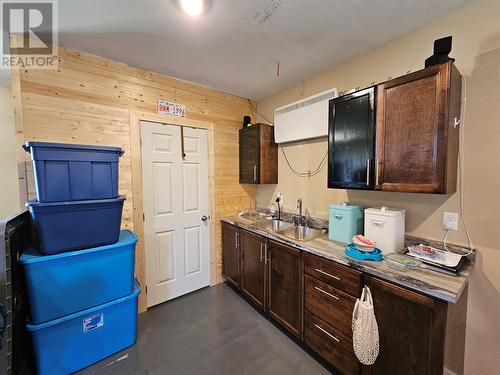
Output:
[221, 213, 475, 303]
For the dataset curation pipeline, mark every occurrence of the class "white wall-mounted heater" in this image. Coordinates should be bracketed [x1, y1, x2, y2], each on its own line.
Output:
[274, 88, 338, 144]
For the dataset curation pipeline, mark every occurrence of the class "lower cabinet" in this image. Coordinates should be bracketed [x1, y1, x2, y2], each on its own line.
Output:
[304, 311, 360, 375]
[303, 253, 362, 374]
[240, 230, 266, 309]
[221, 222, 240, 287]
[361, 276, 467, 375]
[267, 240, 302, 337]
[237, 229, 303, 338]
[304, 275, 356, 338]
[221, 223, 467, 375]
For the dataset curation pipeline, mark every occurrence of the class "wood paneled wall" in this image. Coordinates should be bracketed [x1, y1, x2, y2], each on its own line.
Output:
[12, 46, 256, 311]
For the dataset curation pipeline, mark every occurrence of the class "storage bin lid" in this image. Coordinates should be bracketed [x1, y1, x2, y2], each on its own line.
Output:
[329, 202, 363, 212]
[26, 279, 140, 331]
[20, 229, 136, 264]
[365, 206, 406, 217]
[23, 141, 124, 156]
[25, 195, 125, 208]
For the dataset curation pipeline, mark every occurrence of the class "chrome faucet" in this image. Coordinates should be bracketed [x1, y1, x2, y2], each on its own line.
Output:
[296, 198, 305, 227]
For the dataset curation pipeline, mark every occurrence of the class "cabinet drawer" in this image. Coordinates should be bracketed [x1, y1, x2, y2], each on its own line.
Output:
[304, 253, 361, 296]
[304, 275, 356, 338]
[304, 311, 359, 375]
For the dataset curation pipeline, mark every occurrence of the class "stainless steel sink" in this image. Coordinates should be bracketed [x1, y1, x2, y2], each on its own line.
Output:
[267, 219, 294, 232]
[278, 226, 325, 242]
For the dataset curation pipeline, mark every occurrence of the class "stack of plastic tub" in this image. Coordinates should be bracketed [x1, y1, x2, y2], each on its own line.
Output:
[20, 142, 140, 374]
[23, 142, 126, 255]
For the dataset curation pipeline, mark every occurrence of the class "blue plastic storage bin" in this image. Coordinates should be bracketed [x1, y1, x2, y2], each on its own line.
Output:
[27, 280, 140, 375]
[23, 141, 124, 202]
[329, 203, 364, 244]
[26, 196, 125, 255]
[20, 230, 137, 324]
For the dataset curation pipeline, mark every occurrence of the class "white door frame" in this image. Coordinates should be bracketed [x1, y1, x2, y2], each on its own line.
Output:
[129, 111, 216, 313]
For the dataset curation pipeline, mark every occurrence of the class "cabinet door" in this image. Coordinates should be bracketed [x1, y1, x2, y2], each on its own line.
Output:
[259, 124, 278, 184]
[375, 62, 460, 193]
[239, 125, 260, 184]
[267, 241, 302, 337]
[240, 230, 266, 309]
[221, 223, 240, 288]
[362, 276, 447, 375]
[328, 87, 375, 189]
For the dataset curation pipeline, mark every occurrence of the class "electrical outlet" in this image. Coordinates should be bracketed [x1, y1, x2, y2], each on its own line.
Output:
[443, 212, 459, 231]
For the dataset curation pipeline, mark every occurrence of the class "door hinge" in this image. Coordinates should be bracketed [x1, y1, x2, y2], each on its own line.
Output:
[145, 286, 148, 294]
[143, 213, 145, 221]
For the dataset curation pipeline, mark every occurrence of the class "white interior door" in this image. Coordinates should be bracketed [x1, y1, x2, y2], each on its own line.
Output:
[141, 121, 210, 307]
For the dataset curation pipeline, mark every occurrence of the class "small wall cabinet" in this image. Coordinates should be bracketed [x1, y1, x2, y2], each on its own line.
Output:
[239, 123, 278, 184]
[328, 62, 461, 194]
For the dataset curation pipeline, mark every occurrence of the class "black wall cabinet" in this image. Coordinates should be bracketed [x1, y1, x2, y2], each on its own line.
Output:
[328, 87, 375, 190]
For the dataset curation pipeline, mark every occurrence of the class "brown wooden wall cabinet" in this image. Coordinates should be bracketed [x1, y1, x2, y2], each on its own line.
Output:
[327, 62, 462, 194]
[221, 222, 467, 375]
[239, 123, 278, 184]
[375, 62, 462, 193]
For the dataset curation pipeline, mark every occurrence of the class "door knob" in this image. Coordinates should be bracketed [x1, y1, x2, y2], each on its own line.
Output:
[201, 215, 208, 221]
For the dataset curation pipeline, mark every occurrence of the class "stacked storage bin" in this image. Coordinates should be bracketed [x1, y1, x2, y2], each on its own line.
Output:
[20, 142, 140, 375]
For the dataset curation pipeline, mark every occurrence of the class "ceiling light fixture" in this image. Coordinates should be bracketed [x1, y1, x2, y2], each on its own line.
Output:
[180, 0, 204, 16]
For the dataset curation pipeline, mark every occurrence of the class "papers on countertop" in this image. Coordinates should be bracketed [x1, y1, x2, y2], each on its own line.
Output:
[407, 244, 463, 268]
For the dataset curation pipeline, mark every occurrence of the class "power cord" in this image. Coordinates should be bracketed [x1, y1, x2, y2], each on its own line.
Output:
[248, 100, 274, 125]
[443, 75, 474, 257]
[281, 145, 328, 178]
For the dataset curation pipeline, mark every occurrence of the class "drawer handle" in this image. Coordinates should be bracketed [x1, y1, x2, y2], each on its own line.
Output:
[315, 268, 340, 281]
[314, 324, 340, 343]
[314, 286, 339, 300]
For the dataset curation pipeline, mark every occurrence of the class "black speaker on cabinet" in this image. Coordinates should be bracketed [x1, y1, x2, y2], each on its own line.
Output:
[425, 36, 454, 67]
[242, 115, 251, 128]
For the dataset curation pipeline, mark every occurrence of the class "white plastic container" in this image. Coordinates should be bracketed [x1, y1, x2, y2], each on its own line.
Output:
[364, 207, 406, 254]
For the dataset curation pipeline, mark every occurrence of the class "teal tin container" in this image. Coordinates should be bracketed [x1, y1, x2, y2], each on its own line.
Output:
[329, 202, 364, 244]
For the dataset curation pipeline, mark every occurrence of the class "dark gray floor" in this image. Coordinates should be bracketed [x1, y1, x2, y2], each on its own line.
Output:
[78, 283, 330, 375]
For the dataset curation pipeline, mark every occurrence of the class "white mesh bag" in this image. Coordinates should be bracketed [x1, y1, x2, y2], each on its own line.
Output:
[352, 286, 379, 365]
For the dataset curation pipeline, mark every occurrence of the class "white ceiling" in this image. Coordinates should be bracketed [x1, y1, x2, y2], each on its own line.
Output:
[56, 0, 471, 100]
